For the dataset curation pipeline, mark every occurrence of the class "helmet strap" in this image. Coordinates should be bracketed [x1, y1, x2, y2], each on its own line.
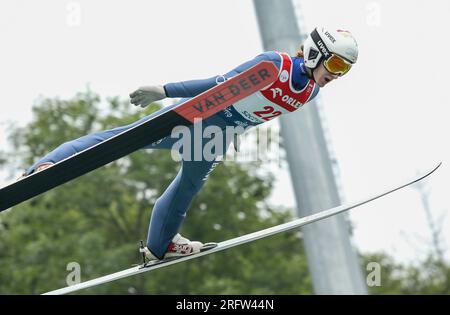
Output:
[300, 59, 314, 79]
[305, 66, 314, 80]
[305, 58, 324, 83]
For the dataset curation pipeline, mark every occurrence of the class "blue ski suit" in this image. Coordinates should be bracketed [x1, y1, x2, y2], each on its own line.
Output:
[25, 51, 320, 258]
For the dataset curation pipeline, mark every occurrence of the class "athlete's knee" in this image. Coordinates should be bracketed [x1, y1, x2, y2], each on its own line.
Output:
[177, 173, 205, 197]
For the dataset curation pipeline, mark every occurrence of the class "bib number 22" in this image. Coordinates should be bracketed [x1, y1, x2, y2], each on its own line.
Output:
[253, 106, 282, 121]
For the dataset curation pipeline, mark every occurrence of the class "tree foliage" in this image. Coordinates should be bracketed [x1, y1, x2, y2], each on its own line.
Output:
[363, 252, 450, 294]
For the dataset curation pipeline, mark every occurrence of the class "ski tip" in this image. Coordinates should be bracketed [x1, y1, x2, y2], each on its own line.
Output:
[430, 161, 442, 174]
[416, 161, 442, 183]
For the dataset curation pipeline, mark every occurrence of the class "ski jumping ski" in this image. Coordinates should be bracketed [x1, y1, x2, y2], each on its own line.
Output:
[43, 162, 441, 295]
[0, 61, 278, 212]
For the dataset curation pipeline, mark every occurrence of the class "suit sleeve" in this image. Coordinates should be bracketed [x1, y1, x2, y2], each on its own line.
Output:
[164, 52, 282, 98]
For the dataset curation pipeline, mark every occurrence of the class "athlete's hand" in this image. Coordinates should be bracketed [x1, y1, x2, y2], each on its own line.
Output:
[129, 85, 166, 108]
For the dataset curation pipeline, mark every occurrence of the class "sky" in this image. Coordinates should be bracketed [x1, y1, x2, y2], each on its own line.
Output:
[0, 0, 449, 265]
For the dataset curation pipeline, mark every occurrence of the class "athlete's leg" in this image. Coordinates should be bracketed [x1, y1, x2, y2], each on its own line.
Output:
[24, 101, 185, 175]
[146, 157, 221, 258]
[145, 115, 234, 258]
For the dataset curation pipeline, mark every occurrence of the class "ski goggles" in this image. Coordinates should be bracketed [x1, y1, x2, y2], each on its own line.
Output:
[310, 28, 353, 76]
[323, 54, 353, 76]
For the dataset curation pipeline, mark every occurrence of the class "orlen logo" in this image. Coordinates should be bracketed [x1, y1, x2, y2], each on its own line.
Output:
[269, 87, 303, 109]
[324, 31, 336, 43]
[316, 40, 330, 58]
[270, 87, 283, 98]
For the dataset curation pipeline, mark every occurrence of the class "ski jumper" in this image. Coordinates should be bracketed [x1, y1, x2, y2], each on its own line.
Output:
[25, 52, 320, 258]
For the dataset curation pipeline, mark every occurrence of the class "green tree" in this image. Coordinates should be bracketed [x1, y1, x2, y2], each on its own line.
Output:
[362, 252, 450, 294]
[0, 90, 312, 294]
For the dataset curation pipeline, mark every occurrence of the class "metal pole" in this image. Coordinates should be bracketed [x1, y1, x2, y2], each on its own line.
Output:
[252, 0, 368, 294]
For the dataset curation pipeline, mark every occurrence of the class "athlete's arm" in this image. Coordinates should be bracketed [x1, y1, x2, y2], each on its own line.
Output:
[129, 52, 281, 108]
[164, 52, 282, 98]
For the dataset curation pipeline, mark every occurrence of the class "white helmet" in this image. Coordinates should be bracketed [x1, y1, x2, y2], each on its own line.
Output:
[303, 27, 358, 73]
